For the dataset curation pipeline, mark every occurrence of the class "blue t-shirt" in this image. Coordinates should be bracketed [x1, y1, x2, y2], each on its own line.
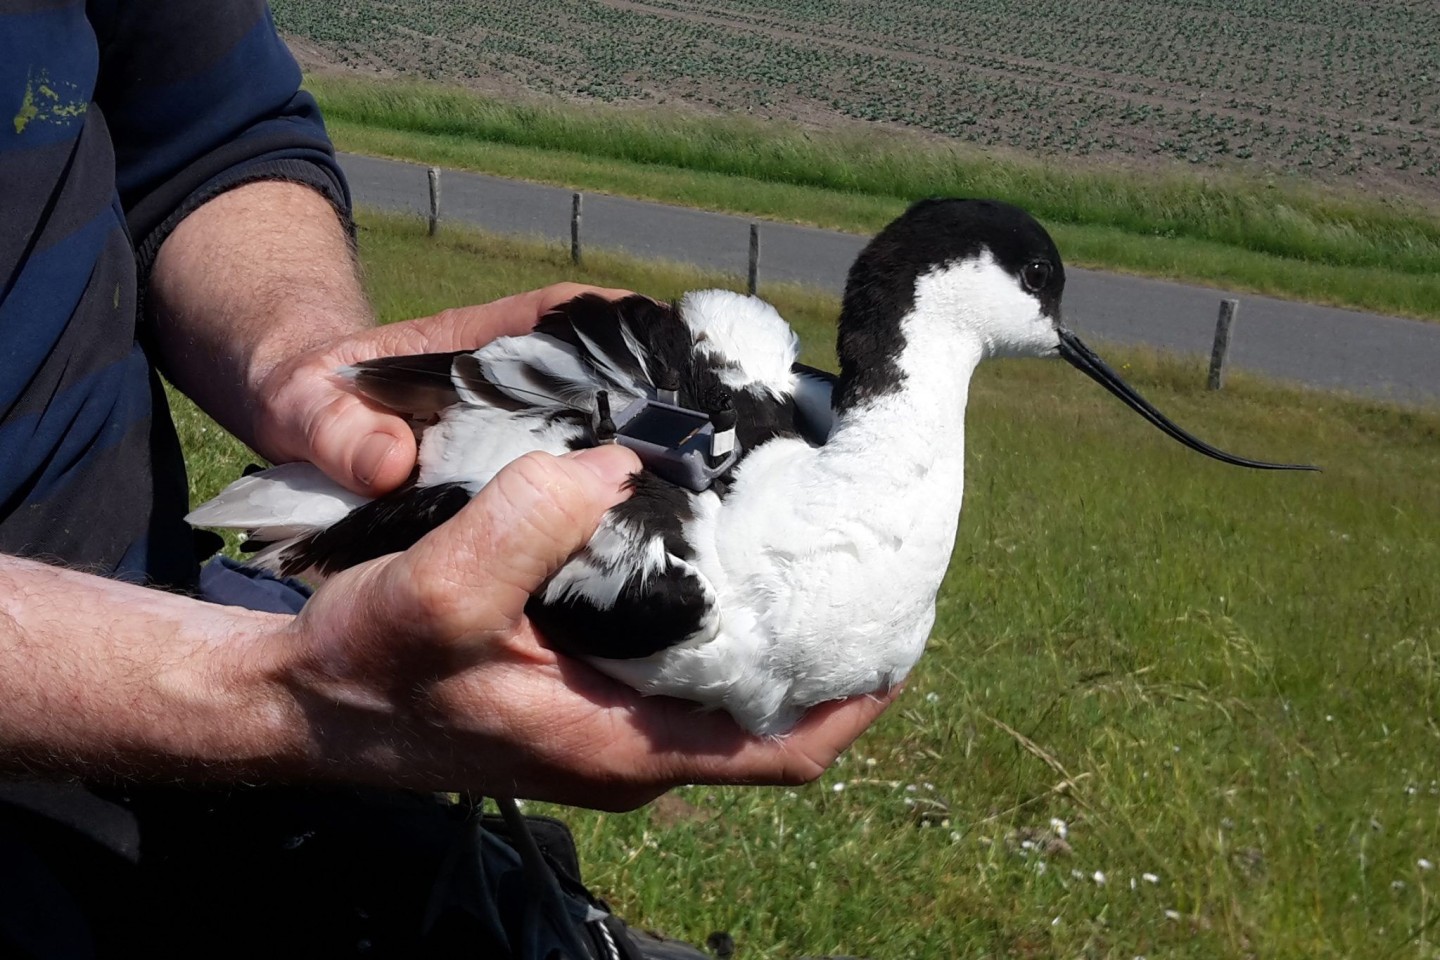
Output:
[1, 5, 358, 951]
[1, 0, 349, 588]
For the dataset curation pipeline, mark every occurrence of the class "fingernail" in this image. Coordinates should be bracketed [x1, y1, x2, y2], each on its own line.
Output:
[566, 445, 640, 488]
[354, 432, 399, 487]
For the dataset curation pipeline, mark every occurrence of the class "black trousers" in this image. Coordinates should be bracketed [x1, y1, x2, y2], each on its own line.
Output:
[0, 783, 485, 956]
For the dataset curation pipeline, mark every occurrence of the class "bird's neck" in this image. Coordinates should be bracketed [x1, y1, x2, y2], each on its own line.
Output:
[805, 315, 983, 627]
[825, 317, 984, 483]
[789, 318, 982, 656]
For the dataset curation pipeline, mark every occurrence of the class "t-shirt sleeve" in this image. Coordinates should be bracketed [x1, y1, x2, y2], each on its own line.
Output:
[91, 0, 351, 283]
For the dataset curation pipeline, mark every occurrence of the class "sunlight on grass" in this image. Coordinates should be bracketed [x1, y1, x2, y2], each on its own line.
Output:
[177, 213, 1440, 959]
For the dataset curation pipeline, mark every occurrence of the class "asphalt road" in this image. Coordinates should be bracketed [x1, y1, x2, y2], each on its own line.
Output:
[340, 152, 1440, 408]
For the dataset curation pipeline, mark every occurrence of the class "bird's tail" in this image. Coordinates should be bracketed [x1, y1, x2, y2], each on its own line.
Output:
[185, 462, 369, 575]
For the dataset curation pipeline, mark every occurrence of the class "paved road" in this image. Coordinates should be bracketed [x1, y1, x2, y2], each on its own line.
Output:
[340, 152, 1440, 408]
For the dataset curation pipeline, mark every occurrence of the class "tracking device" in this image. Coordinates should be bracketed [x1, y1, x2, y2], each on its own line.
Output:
[593, 390, 739, 491]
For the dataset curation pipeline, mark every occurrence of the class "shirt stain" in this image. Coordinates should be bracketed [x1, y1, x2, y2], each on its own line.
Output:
[14, 68, 87, 134]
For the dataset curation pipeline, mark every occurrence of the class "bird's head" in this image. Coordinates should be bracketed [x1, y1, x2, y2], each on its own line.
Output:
[839, 198, 1317, 471]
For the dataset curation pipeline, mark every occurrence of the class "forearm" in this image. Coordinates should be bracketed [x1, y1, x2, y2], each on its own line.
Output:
[147, 179, 375, 457]
[0, 555, 302, 780]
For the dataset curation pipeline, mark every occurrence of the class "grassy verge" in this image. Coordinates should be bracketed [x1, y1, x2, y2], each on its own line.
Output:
[177, 213, 1440, 958]
[310, 74, 1440, 323]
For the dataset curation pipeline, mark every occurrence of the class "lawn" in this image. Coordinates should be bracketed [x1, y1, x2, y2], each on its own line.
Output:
[176, 213, 1440, 958]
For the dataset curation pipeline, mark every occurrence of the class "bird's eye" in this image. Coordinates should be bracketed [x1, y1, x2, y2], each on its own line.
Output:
[1021, 260, 1052, 292]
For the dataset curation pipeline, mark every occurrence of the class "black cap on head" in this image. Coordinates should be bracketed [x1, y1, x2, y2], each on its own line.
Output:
[837, 199, 1065, 409]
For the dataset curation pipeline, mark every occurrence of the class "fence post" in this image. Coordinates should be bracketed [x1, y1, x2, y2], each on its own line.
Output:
[747, 223, 760, 296]
[571, 193, 583, 266]
[427, 167, 441, 237]
[1207, 298, 1239, 390]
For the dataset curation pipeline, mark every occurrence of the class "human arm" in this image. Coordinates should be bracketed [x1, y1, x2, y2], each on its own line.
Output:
[0, 444, 896, 808]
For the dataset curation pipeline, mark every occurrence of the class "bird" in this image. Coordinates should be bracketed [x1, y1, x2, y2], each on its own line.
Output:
[187, 198, 1315, 737]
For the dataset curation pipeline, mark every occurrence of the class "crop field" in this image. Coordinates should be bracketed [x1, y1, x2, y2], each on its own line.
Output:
[179, 214, 1440, 958]
[273, 0, 1440, 199]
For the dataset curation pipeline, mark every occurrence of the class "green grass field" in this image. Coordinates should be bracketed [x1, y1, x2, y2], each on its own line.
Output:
[309, 75, 1440, 324]
[177, 214, 1440, 958]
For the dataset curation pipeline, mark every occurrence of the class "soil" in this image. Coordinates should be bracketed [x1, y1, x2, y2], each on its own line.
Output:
[283, 0, 1440, 205]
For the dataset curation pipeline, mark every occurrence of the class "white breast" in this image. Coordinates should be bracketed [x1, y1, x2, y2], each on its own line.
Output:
[588, 426, 964, 735]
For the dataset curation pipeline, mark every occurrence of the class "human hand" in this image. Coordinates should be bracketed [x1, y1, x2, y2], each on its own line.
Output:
[271, 445, 898, 810]
[249, 282, 634, 496]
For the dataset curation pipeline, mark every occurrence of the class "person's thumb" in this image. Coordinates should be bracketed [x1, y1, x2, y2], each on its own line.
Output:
[291, 389, 418, 496]
[391, 445, 641, 644]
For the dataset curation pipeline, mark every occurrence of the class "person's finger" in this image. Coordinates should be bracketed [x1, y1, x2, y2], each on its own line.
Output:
[289, 385, 419, 495]
[657, 684, 905, 787]
[349, 283, 637, 359]
[391, 445, 642, 645]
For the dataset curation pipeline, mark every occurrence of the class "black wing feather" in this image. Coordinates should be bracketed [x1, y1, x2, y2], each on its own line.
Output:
[348, 351, 467, 417]
[272, 481, 473, 577]
[527, 474, 707, 659]
[536, 293, 654, 387]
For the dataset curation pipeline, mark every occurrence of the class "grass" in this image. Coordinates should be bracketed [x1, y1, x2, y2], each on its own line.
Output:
[176, 213, 1440, 958]
[309, 74, 1440, 323]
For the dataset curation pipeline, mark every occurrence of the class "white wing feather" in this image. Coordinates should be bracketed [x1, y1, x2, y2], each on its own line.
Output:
[184, 462, 368, 540]
[472, 332, 643, 410]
